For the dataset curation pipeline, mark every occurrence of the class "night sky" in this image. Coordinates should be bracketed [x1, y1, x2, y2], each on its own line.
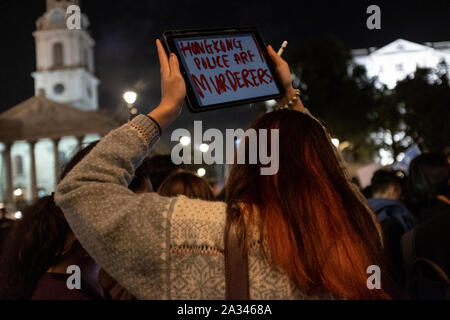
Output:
[0, 0, 449, 145]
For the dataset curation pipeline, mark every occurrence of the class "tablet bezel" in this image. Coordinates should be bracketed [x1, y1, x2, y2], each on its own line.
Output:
[161, 27, 285, 113]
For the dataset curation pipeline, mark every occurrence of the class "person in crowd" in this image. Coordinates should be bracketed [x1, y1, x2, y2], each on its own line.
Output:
[362, 185, 373, 199]
[209, 180, 223, 199]
[157, 171, 214, 201]
[54, 40, 396, 300]
[0, 205, 14, 253]
[402, 153, 450, 299]
[97, 156, 155, 300]
[368, 169, 416, 286]
[145, 154, 183, 190]
[215, 188, 227, 202]
[406, 153, 450, 223]
[0, 142, 153, 300]
[0, 142, 105, 300]
[369, 169, 416, 232]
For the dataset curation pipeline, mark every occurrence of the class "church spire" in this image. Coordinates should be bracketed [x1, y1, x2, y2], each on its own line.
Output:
[37, 0, 87, 31]
[32, 0, 99, 111]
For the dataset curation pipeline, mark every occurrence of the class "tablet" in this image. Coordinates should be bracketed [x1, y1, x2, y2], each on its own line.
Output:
[161, 27, 285, 112]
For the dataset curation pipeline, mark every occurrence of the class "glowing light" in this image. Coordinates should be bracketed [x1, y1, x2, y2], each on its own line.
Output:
[265, 100, 277, 108]
[199, 143, 209, 153]
[331, 138, 340, 147]
[338, 141, 351, 151]
[14, 211, 23, 219]
[396, 152, 405, 162]
[13, 188, 23, 197]
[379, 148, 394, 166]
[396, 171, 405, 178]
[197, 168, 206, 177]
[123, 91, 137, 104]
[180, 136, 191, 146]
[37, 190, 47, 198]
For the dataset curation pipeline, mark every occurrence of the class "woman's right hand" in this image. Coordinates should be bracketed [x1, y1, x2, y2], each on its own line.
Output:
[148, 39, 186, 129]
[267, 45, 306, 113]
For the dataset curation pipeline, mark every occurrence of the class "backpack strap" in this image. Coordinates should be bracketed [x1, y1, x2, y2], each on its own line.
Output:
[224, 216, 249, 300]
[401, 228, 417, 286]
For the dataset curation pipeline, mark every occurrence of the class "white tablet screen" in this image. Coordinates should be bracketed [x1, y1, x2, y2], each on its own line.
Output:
[173, 33, 281, 107]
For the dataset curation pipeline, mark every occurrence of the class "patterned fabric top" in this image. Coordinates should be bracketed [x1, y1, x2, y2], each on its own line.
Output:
[55, 114, 315, 300]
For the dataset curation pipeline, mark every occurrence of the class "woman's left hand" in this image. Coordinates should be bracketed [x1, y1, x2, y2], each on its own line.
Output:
[267, 44, 307, 113]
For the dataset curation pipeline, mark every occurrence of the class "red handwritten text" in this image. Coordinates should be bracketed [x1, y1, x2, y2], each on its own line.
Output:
[179, 38, 244, 57]
[192, 68, 274, 98]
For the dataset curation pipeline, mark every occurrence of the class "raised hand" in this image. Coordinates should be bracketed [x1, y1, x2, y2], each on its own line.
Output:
[149, 40, 186, 129]
[267, 44, 306, 113]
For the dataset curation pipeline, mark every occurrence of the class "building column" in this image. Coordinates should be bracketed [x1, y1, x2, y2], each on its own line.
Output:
[29, 141, 38, 201]
[3, 143, 13, 204]
[53, 138, 60, 185]
[76, 136, 85, 151]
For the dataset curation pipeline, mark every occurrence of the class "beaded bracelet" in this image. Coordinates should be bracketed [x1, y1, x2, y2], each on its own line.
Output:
[275, 89, 301, 110]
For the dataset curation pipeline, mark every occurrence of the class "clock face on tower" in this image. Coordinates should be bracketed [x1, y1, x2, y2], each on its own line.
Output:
[50, 10, 65, 25]
[53, 83, 65, 94]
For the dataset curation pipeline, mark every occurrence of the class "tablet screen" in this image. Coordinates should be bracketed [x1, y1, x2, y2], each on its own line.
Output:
[172, 33, 282, 108]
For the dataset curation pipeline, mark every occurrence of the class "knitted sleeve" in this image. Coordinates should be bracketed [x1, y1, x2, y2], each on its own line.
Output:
[55, 115, 176, 299]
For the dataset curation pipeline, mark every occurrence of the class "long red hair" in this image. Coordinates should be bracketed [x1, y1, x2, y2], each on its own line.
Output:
[226, 110, 394, 299]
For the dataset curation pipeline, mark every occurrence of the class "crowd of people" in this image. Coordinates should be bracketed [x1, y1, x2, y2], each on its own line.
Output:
[363, 154, 450, 298]
[0, 40, 448, 300]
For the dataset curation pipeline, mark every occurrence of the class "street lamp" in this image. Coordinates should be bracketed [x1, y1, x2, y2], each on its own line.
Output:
[123, 91, 137, 105]
[13, 188, 23, 197]
[123, 91, 138, 118]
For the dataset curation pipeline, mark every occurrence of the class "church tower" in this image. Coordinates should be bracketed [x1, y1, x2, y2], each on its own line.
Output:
[32, 0, 99, 110]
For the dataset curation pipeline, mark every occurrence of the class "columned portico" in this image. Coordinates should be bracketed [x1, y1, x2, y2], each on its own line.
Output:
[76, 136, 85, 151]
[3, 143, 13, 204]
[29, 141, 38, 201]
[0, 0, 117, 211]
[53, 138, 60, 184]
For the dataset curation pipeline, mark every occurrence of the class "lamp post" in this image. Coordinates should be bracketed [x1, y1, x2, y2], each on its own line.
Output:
[123, 91, 138, 119]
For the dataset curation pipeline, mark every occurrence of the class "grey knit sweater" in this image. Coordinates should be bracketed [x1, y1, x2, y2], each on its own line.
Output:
[55, 114, 310, 300]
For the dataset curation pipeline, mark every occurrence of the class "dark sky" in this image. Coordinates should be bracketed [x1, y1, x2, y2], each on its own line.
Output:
[0, 0, 449, 141]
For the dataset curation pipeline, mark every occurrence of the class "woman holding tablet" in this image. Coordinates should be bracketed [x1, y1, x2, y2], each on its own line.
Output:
[55, 40, 395, 300]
